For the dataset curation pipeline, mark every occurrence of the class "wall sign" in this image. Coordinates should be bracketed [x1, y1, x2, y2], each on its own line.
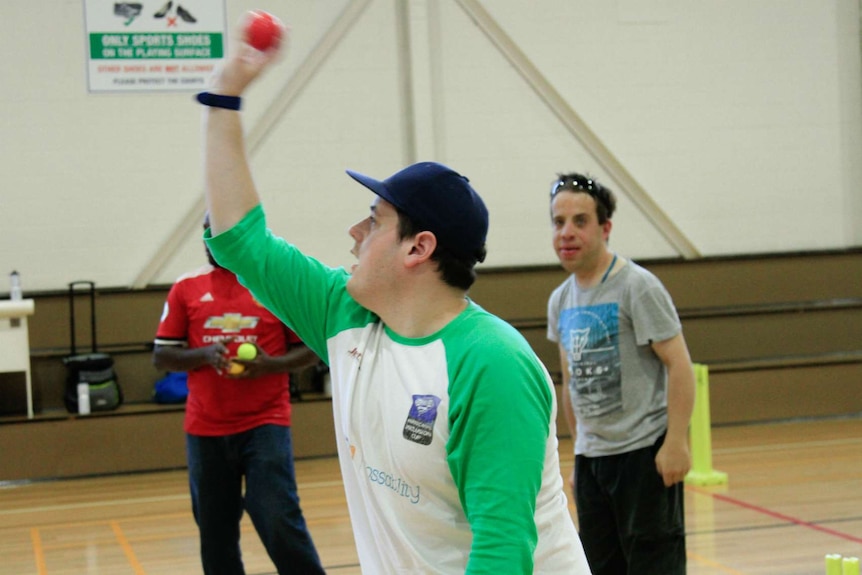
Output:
[84, 1, 227, 93]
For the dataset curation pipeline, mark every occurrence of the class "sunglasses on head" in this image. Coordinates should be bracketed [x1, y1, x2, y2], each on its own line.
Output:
[550, 174, 604, 198]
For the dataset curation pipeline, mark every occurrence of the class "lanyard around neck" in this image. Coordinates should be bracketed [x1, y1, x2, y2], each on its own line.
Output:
[600, 253, 618, 284]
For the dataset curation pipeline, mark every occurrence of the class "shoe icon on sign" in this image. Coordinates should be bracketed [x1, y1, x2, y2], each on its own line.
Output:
[114, 2, 142, 26]
[151, 2, 196, 26]
[153, 1, 172, 18]
[176, 5, 197, 23]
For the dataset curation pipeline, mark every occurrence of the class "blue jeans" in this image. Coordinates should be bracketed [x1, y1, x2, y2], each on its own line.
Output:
[186, 424, 325, 575]
[574, 433, 686, 575]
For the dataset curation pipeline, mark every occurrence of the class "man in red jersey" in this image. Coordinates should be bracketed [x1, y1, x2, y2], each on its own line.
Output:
[153, 216, 324, 575]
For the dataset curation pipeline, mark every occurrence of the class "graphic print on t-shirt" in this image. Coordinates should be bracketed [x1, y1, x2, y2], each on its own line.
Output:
[402, 394, 441, 445]
[203, 313, 259, 333]
[560, 303, 621, 418]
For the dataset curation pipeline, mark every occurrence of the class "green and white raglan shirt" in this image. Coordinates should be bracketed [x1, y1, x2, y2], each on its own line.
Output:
[207, 206, 590, 575]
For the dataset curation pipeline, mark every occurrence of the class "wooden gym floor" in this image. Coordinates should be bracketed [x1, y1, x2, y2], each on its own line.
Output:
[1, 417, 861, 574]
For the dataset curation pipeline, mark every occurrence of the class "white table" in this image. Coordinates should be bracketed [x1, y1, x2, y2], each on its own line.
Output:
[0, 299, 36, 418]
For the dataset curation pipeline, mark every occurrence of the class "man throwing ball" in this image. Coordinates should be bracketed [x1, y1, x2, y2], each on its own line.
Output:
[197, 13, 591, 574]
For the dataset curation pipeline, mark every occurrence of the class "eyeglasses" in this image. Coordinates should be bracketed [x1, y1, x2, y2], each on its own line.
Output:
[550, 174, 604, 198]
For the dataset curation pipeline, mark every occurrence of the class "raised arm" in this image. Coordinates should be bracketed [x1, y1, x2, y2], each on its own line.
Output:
[202, 21, 285, 236]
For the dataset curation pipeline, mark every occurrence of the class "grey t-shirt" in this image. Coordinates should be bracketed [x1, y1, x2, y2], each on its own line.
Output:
[547, 261, 681, 457]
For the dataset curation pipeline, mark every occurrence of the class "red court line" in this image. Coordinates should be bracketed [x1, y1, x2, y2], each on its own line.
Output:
[690, 487, 862, 545]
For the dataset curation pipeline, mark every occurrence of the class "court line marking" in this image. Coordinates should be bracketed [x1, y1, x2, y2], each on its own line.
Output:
[713, 436, 862, 455]
[0, 479, 345, 517]
[0, 494, 189, 516]
[687, 551, 745, 574]
[30, 527, 47, 575]
[690, 486, 862, 545]
[111, 520, 147, 575]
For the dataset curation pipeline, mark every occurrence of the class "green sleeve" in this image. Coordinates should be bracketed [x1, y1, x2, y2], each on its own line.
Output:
[205, 205, 369, 363]
[446, 319, 552, 574]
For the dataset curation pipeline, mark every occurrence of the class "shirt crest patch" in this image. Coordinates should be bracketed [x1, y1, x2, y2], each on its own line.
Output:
[402, 394, 441, 446]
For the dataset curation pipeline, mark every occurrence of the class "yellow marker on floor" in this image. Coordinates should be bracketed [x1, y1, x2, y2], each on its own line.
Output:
[685, 363, 729, 486]
[827, 554, 843, 575]
[844, 556, 860, 575]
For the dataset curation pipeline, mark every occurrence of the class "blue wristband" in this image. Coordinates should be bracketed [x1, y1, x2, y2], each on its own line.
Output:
[195, 91, 241, 110]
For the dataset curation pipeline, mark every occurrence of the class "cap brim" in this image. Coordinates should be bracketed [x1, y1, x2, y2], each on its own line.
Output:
[346, 170, 398, 208]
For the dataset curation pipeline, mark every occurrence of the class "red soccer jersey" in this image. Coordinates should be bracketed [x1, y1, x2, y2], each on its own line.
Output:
[155, 265, 301, 435]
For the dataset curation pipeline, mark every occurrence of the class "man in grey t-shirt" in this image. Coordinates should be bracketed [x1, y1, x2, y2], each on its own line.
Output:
[546, 173, 696, 575]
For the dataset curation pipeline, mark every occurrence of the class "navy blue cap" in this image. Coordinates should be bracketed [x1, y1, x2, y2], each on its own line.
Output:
[346, 162, 488, 262]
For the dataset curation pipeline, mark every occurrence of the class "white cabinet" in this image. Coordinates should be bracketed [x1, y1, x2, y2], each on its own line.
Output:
[0, 299, 36, 418]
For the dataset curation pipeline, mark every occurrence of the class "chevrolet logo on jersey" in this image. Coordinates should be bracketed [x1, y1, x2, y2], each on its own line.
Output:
[204, 313, 259, 332]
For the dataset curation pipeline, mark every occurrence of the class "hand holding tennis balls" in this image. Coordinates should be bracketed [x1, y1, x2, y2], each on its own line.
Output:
[237, 342, 258, 360]
[227, 343, 258, 375]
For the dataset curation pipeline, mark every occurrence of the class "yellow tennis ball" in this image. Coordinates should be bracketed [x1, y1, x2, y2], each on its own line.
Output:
[227, 361, 245, 375]
[237, 343, 258, 360]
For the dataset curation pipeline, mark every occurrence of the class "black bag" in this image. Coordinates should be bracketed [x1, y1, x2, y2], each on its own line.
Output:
[63, 281, 123, 413]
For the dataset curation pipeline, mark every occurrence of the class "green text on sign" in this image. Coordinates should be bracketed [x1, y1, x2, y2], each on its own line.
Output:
[90, 33, 224, 59]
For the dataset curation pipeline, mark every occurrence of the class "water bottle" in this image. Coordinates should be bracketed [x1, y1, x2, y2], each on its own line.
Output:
[77, 383, 91, 415]
[9, 271, 21, 300]
[323, 372, 332, 397]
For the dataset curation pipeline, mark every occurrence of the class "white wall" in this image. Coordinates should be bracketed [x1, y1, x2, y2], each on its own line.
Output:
[1, 0, 860, 293]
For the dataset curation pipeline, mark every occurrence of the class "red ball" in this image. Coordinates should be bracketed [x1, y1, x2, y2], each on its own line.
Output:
[244, 10, 284, 52]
